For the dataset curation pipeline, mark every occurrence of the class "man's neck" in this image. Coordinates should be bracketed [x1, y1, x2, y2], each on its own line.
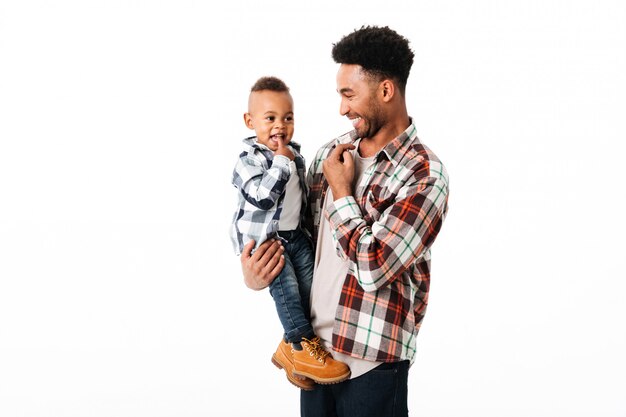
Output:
[358, 116, 411, 158]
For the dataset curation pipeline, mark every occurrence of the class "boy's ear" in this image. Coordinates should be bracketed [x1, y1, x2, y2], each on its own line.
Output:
[243, 112, 254, 130]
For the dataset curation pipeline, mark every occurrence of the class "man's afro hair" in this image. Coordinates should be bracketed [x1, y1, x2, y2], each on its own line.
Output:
[332, 26, 414, 93]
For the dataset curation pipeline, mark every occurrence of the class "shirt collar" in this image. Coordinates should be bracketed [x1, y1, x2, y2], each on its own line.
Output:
[338, 119, 420, 167]
[378, 120, 419, 166]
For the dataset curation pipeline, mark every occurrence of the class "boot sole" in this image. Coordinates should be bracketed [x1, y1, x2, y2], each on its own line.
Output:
[271, 354, 315, 391]
[292, 370, 351, 385]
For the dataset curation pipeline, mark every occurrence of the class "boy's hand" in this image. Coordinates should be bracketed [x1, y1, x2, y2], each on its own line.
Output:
[274, 137, 295, 160]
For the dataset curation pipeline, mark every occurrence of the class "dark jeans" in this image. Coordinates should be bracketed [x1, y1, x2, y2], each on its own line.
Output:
[268, 229, 315, 344]
[301, 361, 410, 417]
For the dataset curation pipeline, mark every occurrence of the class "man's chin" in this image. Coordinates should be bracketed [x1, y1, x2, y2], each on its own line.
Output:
[357, 124, 380, 140]
[356, 127, 369, 139]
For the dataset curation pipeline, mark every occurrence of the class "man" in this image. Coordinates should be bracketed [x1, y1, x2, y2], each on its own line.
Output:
[241, 26, 449, 417]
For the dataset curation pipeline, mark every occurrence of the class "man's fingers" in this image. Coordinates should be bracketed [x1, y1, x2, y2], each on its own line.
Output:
[248, 239, 282, 269]
[335, 143, 356, 154]
[325, 144, 355, 169]
[263, 252, 283, 279]
[263, 240, 285, 274]
[343, 149, 354, 164]
[330, 143, 355, 161]
[267, 255, 286, 281]
[259, 240, 284, 268]
[240, 239, 284, 290]
[335, 143, 355, 151]
[240, 240, 256, 262]
[250, 238, 276, 262]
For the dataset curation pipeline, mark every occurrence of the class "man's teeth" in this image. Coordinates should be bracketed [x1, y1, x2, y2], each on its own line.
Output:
[352, 117, 361, 127]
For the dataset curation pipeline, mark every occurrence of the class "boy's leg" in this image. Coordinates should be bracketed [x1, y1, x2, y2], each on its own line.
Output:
[284, 230, 351, 384]
[268, 244, 316, 390]
[286, 231, 315, 322]
[268, 248, 314, 343]
[270, 231, 350, 386]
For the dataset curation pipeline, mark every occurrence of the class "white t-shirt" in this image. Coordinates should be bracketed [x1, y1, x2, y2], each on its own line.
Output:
[278, 160, 302, 231]
[310, 147, 380, 379]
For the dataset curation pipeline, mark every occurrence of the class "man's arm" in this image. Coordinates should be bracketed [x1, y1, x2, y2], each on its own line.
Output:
[240, 239, 285, 290]
[328, 175, 447, 292]
[324, 146, 449, 292]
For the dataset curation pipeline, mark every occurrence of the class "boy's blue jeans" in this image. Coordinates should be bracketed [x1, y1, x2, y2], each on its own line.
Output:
[269, 228, 315, 344]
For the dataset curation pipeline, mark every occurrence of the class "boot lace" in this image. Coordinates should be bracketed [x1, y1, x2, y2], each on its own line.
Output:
[302, 336, 330, 363]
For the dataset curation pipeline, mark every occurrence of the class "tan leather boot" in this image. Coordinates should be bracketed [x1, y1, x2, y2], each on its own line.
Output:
[291, 336, 351, 384]
[271, 339, 315, 391]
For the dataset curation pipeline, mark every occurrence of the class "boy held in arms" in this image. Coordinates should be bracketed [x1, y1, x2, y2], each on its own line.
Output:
[230, 76, 350, 390]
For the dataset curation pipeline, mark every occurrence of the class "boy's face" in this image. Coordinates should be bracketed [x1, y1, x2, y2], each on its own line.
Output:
[244, 90, 294, 151]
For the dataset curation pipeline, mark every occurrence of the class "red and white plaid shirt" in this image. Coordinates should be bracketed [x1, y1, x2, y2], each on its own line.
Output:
[304, 122, 449, 362]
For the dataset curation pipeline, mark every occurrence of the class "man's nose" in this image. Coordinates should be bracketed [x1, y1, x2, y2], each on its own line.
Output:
[339, 98, 349, 116]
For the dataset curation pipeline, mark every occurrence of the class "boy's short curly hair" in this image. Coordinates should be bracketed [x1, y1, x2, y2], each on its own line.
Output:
[332, 26, 414, 94]
[250, 76, 290, 93]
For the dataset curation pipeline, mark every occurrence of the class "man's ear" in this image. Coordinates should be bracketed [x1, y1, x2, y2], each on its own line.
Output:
[380, 80, 395, 102]
[243, 112, 254, 130]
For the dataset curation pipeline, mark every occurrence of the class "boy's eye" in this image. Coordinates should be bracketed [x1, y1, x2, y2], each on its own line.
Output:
[285, 116, 294, 122]
[266, 116, 275, 122]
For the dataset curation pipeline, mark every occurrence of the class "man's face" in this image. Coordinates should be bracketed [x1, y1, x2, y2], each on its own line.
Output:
[336, 64, 385, 140]
[244, 90, 294, 151]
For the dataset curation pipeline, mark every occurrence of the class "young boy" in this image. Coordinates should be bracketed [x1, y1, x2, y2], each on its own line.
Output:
[230, 77, 350, 390]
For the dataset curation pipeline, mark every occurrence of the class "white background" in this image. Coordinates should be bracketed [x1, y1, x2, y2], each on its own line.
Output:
[1, 1, 625, 416]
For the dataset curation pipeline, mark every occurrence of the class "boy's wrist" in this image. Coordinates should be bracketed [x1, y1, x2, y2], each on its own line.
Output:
[274, 148, 295, 160]
[273, 154, 292, 166]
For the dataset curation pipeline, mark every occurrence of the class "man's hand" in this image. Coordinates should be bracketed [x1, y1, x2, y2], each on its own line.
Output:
[323, 143, 356, 200]
[240, 239, 285, 290]
[274, 137, 295, 160]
